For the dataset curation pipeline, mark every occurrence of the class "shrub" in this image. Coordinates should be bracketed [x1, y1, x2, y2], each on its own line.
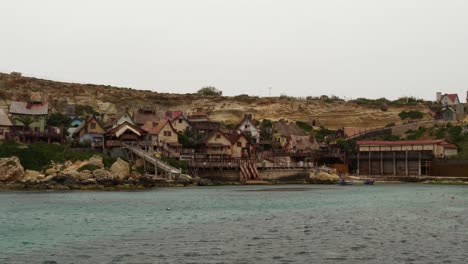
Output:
[398, 111, 424, 120]
[296, 121, 313, 134]
[161, 156, 188, 171]
[103, 155, 117, 169]
[196, 86, 222, 96]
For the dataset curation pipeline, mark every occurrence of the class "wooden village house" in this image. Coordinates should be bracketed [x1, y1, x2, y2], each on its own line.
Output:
[142, 119, 181, 158]
[105, 109, 135, 129]
[236, 114, 260, 144]
[105, 121, 148, 148]
[167, 111, 191, 133]
[72, 115, 106, 148]
[9, 99, 49, 133]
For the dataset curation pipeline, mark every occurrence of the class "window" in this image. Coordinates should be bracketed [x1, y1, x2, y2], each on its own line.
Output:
[216, 134, 220, 139]
[34, 127, 39, 132]
[178, 119, 183, 123]
[164, 131, 172, 137]
[0, 129, 3, 135]
[237, 142, 242, 147]
[245, 125, 249, 129]
[90, 123, 96, 129]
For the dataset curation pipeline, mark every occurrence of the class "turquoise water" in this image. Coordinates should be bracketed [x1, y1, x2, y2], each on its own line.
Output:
[1, 184, 467, 263]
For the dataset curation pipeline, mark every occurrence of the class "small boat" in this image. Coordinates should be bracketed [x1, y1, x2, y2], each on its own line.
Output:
[337, 179, 353, 185]
[364, 179, 375, 185]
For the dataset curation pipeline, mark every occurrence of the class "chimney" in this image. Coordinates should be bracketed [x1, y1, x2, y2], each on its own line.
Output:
[436, 92, 442, 102]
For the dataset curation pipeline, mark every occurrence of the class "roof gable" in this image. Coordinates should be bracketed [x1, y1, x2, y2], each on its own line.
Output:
[142, 119, 177, 135]
[441, 94, 460, 104]
[204, 130, 232, 145]
[107, 121, 147, 137]
[74, 115, 105, 134]
[0, 109, 13, 126]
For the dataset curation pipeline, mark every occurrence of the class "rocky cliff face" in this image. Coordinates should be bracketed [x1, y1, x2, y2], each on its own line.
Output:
[0, 72, 433, 128]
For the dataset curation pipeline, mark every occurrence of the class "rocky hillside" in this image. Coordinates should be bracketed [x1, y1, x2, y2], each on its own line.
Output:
[0, 72, 434, 129]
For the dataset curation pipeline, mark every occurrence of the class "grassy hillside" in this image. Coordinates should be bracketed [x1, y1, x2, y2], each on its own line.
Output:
[0, 72, 435, 129]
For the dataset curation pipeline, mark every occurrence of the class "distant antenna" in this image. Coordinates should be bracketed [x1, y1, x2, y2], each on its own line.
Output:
[268, 87, 272, 97]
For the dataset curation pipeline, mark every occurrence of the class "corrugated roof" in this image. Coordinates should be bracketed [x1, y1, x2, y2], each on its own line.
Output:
[134, 111, 158, 125]
[0, 109, 13, 126]
[9, 101, 49, 115]
[287, 135, 319, 151]
[358, 140, 445, 146]
[273, 122, 307, 137]
[440, 143, 457, 149]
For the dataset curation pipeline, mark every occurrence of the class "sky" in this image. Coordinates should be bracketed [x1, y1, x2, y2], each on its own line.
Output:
[1, 0, 467, 100]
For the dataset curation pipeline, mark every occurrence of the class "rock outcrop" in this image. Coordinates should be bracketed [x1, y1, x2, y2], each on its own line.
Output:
[0, 157, 24, 182]
[23, 170, 45, 183]
[110, 158, 130, 181]
[88, 155, 104, 168]
[309, 169, 340, 184]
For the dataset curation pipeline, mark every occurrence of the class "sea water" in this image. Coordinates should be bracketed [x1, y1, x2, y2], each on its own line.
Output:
[0, 184, 467, 263]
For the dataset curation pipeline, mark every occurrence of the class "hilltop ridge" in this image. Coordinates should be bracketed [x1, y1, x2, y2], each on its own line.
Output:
[0, 72, 433, 128]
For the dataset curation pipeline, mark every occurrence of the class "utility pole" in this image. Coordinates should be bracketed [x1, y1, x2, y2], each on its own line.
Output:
[268, 87, 272, 97]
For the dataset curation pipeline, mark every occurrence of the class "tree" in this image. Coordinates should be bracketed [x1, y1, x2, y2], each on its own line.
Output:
[47, 113, 70, 128]
[14, 116, 34, 132]
[76, 105, 99, 118]
[196, 86, 222, 96]
[47, 113, 71, 137]
[259, 119, 273, 141]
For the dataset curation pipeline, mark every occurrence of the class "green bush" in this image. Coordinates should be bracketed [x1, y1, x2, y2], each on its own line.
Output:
[161, 156, 189, 171]
[103, 155, 117, 169]
[196, 86, 222, 96]
[0, 141, 100, 171]
[296, 121, 313, 134]
[398, 111, 424, 120]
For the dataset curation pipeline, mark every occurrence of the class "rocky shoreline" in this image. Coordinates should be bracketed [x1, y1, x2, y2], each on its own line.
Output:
[1, 156, 467, 191]
[0, 156, 214, 191]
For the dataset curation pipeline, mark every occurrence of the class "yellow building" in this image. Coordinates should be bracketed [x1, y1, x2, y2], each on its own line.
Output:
[0, 109, 13, 140]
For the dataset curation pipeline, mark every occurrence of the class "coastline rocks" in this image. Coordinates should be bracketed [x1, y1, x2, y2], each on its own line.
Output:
[88, 155, 104, 168]
[62, 160, 88, 174]
[309, 171, 340, 184]
[78, 172, 93, 181]
[193, 176, 211, 186]
[53, 174, 77, 186]
[81, 178, 97, 185]
[110, 158, 130, 180]
[23, 170, 45, 183]
[0, 156, 24, 182]
[114, 172, 129, 182]
[175, 174, 193, 185]
[93, 169, 113, 180]
[129, 172, 142, 181]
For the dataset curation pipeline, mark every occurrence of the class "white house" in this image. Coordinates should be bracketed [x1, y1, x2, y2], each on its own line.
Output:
[236, 114, 260, 144]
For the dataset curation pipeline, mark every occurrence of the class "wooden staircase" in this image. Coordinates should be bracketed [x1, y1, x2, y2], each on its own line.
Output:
[239, 160, 259, 182]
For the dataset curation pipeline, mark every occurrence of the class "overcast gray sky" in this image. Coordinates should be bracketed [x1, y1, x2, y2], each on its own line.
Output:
[1, 0, 467, 100]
